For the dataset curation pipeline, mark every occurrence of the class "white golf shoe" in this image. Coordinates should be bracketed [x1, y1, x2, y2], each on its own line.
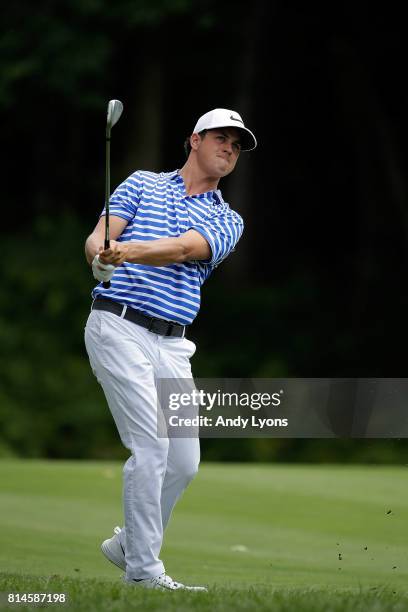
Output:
[123, 573, 208, 592]
[102, 527, 207, 592]
[101, 526, 126, 571]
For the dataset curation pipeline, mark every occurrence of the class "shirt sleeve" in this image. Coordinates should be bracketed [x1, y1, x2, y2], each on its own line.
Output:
[100, 171, 142, 221]
[190, 207, 244, 268]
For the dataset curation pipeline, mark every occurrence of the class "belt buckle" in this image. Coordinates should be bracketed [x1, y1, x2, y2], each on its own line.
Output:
[147, 316, 179, 337]
[148, 317, 167, 335]
[147, 317, 158, 333]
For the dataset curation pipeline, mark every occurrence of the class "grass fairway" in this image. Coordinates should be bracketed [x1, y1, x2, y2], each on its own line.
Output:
[0, 460, 407, 611]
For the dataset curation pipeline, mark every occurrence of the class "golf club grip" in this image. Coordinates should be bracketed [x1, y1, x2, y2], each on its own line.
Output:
[103, 239, 110, 289]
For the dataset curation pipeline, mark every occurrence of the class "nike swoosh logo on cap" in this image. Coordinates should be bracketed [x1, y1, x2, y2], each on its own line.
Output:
[230, 115, 243, 124]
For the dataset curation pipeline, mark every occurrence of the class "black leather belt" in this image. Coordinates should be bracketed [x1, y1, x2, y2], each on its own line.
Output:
[92, 297, 186, 338]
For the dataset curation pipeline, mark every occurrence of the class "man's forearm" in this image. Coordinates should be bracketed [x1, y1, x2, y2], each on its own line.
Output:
[125, 238, 188, 266]
[97, 230, 210, 267]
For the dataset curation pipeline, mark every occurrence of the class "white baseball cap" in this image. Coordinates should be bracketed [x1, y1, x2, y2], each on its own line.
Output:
[193, 108, 257, 152]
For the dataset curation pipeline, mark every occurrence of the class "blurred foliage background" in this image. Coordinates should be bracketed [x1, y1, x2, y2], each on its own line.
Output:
[1, 1, 408, 462]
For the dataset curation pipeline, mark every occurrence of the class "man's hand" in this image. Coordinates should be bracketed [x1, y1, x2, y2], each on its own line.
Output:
[92, 254, 115, 283]
[99, 240, 129, 266]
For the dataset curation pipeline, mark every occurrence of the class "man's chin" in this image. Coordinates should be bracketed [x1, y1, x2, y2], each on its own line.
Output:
[215, 162, 234, 177]
[220, 167, 234, 178]
[205, 161, 234, 180]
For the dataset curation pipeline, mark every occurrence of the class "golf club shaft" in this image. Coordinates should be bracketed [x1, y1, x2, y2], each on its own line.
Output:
[103, 127, 111, 289]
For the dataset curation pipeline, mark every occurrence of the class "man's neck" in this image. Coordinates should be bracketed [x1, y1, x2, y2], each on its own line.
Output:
[179, 160, 220, 196]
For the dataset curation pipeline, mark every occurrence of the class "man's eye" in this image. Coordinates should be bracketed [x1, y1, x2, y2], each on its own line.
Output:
[216, 136, 225, 141]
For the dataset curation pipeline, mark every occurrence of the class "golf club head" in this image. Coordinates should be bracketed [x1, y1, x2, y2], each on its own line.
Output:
[107, 99, 123, 129]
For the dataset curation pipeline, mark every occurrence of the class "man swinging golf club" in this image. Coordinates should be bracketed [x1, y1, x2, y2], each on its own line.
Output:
[84, 104, 257, 591]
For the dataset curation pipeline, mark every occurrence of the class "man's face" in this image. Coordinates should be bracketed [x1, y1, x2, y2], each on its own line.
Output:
[193, 128, 241, 178]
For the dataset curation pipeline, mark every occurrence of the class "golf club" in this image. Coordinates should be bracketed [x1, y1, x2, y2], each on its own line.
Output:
[103, 99, 124, 289]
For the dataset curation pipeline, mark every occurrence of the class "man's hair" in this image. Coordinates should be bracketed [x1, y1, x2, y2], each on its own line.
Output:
[183, 129, 207, 158]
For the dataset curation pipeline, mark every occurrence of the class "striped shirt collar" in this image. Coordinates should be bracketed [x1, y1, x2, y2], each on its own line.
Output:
[170, 170, 224, 205]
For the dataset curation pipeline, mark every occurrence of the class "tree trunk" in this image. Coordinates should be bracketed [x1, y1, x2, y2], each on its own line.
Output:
[224, 0, 272, 280]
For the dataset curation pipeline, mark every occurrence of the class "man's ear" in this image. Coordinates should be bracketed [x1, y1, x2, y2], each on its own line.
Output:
[190, 133, 201, 151]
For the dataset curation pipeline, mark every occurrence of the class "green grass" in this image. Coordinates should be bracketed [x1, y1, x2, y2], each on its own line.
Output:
[0, 460, 407, 611]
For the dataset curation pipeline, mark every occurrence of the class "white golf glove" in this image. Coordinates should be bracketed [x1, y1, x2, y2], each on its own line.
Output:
[92, 254, 115, 283]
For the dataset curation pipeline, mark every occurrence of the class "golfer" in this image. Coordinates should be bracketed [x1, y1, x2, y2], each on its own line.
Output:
[84, 108, 257, 591]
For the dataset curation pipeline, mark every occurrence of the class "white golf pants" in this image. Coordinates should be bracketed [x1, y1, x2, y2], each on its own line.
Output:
[84, 309, 200, 580]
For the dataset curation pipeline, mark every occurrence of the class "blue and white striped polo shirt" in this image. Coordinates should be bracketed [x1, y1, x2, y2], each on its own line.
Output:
[92, 170, 243, 325]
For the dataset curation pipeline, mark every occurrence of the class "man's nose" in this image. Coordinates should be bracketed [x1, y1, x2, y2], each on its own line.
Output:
[223, 140, 233, 154]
